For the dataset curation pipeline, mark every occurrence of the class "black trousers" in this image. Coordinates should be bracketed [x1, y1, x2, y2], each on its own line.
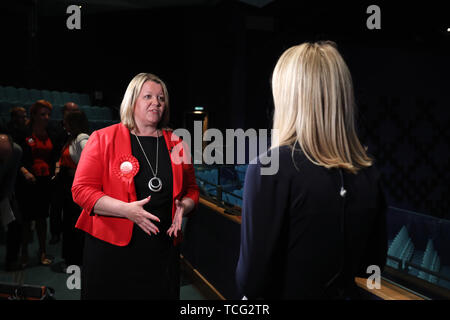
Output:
[60, 168, 84, 266]
[5, 220, 22, 264]
[49, 175, 63, 237]
[5, 195, 23, 265]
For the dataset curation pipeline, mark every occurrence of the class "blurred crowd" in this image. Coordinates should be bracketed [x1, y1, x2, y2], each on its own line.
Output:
[0, 100, 90, 272]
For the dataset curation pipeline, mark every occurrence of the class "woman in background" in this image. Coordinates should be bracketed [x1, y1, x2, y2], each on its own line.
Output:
[56, 110, 90, 269]
[236, 41, 387, 299]
[18, 100, 58, 266]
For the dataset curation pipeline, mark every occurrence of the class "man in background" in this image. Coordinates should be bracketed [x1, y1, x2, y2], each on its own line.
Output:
[0, 133, 23, 271]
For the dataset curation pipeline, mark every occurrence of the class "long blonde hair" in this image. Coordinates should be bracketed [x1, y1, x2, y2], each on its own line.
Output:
[271, 41, 372, 174]
[120, 73, 170, 131]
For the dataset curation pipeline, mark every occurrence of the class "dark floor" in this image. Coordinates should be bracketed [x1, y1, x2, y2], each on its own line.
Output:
[0, 221, 208, 300]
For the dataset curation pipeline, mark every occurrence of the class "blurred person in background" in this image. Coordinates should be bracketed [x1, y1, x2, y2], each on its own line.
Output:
[17, 100, 58, 266]
[0, 134, 23, 271]
[6, 106, 28, 145]
[55, 109, 89, 270]
[49, 102, 80, 245]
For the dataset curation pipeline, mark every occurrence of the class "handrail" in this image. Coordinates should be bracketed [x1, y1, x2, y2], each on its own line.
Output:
[389, 206, 450, 224]
[355, 277, 426, 300]
[196, 177, 242, 215]
[387, 254, 450, 283]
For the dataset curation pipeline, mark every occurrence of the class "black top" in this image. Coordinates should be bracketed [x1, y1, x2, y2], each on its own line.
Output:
[81, 134, 178, 300]
[47, 120, 69, 157]
[131, 134, 173, 231]
[236, 145, 387, 299]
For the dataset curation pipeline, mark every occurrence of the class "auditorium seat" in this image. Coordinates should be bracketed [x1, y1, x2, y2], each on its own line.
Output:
[28, 89, 42, 103]
[429, 254, 440, 284]
[0, 101, 14, 117]
[387, 225, 410, 269]
[235, 164, 248, 183]
[51, 105, 63, 120]
[68, 92, 80, 104]
[3, 86, 19, 102]
[89, 120, 118, 131]
[51, 91, 64, 105]
[101, 107, 113, 120]
[60, 91, 72, 104]
[195, 168, 221, 199]
[17, 88, 30, 103]
[438, 267, 450, 289]
[79, 93, 91, 106]
[223, 192, 242, 207]
[399, 238, 415, 269]
[41, 90, 53, 102]
[0, 85, 94, 106]
[90, 106, 101, 120]
[232, 187, 243, 197]
[80, 105, 91, 118]
[418, 239, 441, 283]
[196, 169, 219, 186]
[408, 250, 424, 276]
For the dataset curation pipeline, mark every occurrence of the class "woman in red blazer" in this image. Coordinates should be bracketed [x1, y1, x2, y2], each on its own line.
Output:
[72, 73, 199, 300]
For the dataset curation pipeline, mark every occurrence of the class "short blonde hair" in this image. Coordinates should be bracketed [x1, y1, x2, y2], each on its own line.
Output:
[271, 41, 372, 174]
[120, 73, 170, 131]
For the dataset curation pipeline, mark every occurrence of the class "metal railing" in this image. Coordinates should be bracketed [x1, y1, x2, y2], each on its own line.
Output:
[195, 176, 242, 215]
[387, 254, 450, 285]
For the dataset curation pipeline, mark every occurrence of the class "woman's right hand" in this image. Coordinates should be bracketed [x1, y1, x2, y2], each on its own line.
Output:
[24, 171, 36, 184]
[127, 196, 160, 236]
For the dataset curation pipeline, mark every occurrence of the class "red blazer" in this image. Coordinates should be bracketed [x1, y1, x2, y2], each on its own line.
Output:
[72, 123, 199, 246]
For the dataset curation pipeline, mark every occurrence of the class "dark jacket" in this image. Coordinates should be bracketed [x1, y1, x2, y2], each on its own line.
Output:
[236, 145, 387, 299]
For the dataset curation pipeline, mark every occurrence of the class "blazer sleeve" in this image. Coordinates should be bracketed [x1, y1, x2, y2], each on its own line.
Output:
[236, 161, 290, 299]
[172, 136, 199, 209]
[182, 161, 199, 207]
[71, 131, 106, 215]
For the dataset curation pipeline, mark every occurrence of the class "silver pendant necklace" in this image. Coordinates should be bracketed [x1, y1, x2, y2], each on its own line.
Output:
[133, 132, 162, 192]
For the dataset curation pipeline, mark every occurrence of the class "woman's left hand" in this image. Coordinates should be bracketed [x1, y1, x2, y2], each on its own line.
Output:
[167, 199, 184, 237]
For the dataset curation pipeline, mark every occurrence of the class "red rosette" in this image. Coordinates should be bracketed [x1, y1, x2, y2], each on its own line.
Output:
[26, 136, 36, 147]
[112, 154, 140, 183]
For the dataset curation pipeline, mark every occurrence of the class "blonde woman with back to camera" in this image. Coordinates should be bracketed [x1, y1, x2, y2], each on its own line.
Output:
[236, 41, 388, 299]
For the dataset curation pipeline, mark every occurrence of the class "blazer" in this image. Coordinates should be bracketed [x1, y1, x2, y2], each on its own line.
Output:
[236, 145, 387, 299]
[72, 123, 199, 246]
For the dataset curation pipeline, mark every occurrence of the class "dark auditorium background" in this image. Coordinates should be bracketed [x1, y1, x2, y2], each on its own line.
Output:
[1, 0, 449, 220]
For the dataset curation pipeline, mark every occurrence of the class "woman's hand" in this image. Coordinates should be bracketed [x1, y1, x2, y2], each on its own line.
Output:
[167, 199, 184, 237]
[24, 171, 36, 184]
[54, 166, 60, 176]
[127, 196, 160, 236]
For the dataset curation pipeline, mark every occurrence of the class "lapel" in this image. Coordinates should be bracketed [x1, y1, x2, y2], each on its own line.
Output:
[116, 123, 137, 201]
[117, 122, 133, 154]
[163, 130, 183, 200]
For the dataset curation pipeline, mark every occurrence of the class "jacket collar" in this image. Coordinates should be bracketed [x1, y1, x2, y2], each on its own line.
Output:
[117, 124, 183, 201]
[163, 130, 183, 200]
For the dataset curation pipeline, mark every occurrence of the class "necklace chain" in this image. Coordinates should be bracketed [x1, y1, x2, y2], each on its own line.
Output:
[133, 132, 159, 177]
